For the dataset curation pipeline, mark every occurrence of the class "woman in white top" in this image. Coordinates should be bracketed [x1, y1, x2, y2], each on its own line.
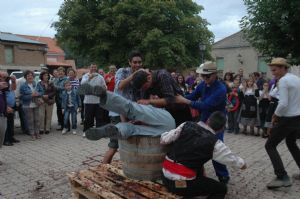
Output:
[239, 78, 259, 135]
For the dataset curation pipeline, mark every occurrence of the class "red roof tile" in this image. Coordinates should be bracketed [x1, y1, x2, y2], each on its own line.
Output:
[17, 34, 64, 54]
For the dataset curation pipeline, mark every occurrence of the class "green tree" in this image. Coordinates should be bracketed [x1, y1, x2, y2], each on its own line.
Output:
[241, 0, 300, 64]
[53, 0, 213, 69]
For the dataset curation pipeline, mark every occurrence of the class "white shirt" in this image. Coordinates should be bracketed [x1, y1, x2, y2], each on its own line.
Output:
[275, 73, 300, 117]
[81, 73, 106, 104]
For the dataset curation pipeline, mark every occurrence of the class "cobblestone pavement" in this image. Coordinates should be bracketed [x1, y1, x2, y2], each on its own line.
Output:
[0, 120, 300, 199]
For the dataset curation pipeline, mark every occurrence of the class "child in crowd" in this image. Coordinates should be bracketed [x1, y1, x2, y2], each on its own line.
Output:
[256, 82, 270, 138]
[227, 77, 241, 134]
[239, 78, 259, 135]
[61, 80, 81, 134]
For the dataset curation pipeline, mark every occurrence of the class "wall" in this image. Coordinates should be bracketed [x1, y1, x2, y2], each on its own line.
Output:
[0, 42, 46, 71]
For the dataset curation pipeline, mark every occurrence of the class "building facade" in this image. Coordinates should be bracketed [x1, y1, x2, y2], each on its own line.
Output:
[211, 31, 270, 78]
[0, 32, 47, 73]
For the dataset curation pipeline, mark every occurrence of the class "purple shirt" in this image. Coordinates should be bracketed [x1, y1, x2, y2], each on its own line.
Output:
[0, 91, 6, 114]
[185, 76, 195, 87]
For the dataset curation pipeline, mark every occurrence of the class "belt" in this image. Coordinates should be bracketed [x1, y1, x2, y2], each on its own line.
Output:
[281, 115, 300, 120]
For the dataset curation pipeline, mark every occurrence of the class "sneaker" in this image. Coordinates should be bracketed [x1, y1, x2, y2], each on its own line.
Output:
[85, 124, 120, 141]
[62, 128, 68, 135]
[35, 134, 41, 139]
[77, 83, 95, 96]
[31, 135, 36, 141]
[267, 176, 292, 189]
[72, 130, 77, 135]
[82, 132, 86, 137]
[12, 137, 20, 143]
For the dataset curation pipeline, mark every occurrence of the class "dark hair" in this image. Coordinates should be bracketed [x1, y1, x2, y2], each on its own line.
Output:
[23, 70, 34, 79]
[176, 74, 187, 89]
[131, 70, 149, 90]
[253, 72, 260, 78]
[128, 50, 142, 62]
[67, 68, 76, 74]
[223, 72, 234, 81]
[207, 111, 226, 131]
[40, 71, 50, 81]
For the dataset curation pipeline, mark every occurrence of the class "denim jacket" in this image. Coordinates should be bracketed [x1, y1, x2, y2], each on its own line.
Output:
[20, 81, 41, 106]
[61, 89, 81, 110]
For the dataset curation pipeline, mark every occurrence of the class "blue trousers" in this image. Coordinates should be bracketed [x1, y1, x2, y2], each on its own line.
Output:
[100, 92, 176, 138]
[64, 106, 77, 129]
[213, 131, 229, 177]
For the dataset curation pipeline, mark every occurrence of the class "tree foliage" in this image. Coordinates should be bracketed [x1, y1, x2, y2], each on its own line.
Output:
[53, 0, 213, 69]
[240, 0, 300, 64]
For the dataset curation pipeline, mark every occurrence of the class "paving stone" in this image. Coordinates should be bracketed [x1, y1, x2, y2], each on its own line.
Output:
[1, 117, 300, 199]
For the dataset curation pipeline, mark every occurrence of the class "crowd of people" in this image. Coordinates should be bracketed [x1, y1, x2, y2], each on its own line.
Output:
[1, 52, 300, 198]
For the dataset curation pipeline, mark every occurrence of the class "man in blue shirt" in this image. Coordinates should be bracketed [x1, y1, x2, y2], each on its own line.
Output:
[175, 61, 230, 184]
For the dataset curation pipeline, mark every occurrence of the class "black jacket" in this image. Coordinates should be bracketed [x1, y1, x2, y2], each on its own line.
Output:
[167, 122, 218, 172]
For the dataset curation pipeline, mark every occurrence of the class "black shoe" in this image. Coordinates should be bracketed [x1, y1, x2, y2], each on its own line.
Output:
[3, 141, 13, 146]
[39, 130, 44, 135]
[218, 176, 230, 184]
[77, 83, 95, 96]
[56, 127, 63, 131]
[23, 130, 30, 135]
[11, 138, 20, 143]
[45, 131, 50, 134]
[86, 124, 120, 141]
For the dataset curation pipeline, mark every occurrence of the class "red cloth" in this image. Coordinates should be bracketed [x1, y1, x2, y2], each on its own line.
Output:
[104, 73, 115, 91]
[163, 158, 196, 178]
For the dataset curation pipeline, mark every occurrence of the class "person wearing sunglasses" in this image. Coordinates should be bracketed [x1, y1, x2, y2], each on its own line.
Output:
[175, 61, 230, 184]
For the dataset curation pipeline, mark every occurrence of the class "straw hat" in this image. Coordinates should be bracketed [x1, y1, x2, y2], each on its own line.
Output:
[268, 57, 290, 67]
[196, 61, 217, 74]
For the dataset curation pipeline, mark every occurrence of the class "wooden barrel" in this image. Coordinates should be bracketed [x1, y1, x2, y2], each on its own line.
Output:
[119, 136, 168, 181]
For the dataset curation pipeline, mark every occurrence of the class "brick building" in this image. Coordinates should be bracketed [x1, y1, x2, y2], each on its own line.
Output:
[0, 32, 47, 73]
[18, 35, 75, 73]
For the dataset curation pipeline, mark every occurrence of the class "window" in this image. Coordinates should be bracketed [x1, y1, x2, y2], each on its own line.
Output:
[216, 57, 224, 77]
[258, 56, 268, 73]
[5, 46, 14, 64]
[216, 57, 224, 70]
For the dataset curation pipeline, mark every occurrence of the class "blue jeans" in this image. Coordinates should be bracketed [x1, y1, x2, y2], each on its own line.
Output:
[64, 106, 77, 129]
[100, 92, 176, 138]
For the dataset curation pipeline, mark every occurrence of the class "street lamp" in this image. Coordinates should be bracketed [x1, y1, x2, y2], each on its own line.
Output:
[199, 43, 206, 64]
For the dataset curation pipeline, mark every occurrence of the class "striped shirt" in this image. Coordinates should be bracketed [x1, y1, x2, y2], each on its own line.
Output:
[68, 78, 80, 90]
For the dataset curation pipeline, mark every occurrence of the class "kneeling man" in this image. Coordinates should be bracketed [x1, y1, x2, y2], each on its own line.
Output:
[160, 111, 247, 198]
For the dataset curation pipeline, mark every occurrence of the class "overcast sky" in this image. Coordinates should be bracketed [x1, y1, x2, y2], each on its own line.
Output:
[0, 0, 247, 42]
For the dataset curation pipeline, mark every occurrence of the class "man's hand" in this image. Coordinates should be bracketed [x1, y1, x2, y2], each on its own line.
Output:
[175, 95, 191, 105]
[7, 107, 14, 114]
[271, 114, 279, 126]
[137, 99, 150, 105]
[32, 91, 39, 97]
